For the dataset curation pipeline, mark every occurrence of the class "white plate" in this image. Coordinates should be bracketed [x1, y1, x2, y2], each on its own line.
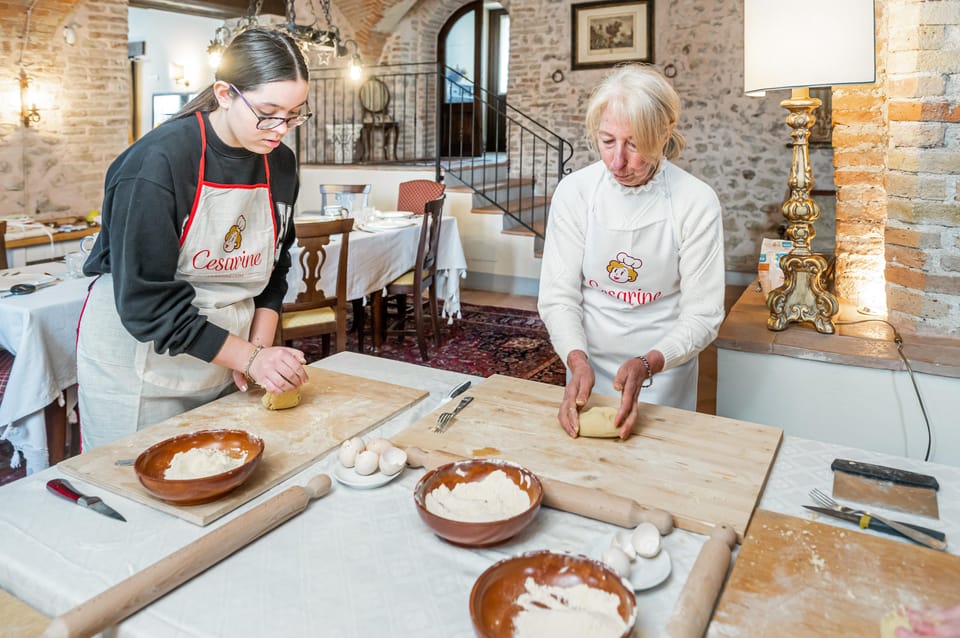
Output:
[333, 463, 404, 489]
[375, 211, 415, 219]
[0, 273, 57, 293]
[362, 219, 419, 231]
[590, 535, 672, 591]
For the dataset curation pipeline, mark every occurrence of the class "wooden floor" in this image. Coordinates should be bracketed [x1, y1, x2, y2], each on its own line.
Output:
[460, 286, 746, 416]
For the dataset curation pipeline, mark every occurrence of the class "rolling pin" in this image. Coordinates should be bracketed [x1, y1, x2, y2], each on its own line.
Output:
[663, 523, 738, 638]
[405, 447, 673, 534]
[40, 474, 333, 638]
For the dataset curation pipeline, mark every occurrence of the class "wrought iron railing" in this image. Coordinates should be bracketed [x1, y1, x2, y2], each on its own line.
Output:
[296, 62, 574, 240]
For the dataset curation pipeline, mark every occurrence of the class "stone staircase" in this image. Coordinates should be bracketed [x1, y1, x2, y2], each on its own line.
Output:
[442, 154, 550, 258]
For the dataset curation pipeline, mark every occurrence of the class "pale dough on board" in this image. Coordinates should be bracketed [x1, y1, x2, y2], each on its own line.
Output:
[578, 406, 620, 438]
[879, 610, 912, 638]
[261, 389, 301, 410]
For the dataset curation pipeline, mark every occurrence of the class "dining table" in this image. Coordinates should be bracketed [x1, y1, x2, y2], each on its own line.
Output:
[0, 215, 467, 477]
[1, 351, 958, 637]
[0, 262, 93, 474]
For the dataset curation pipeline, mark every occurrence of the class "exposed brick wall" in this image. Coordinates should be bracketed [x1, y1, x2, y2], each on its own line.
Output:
[882, 0, 960, 337]
[0, 0, 128, 222]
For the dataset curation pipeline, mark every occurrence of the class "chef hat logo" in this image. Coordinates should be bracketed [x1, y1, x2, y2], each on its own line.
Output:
[223, 215, 246, 253]
[606, 251, 643, 283]
[617, 252, 642, 269]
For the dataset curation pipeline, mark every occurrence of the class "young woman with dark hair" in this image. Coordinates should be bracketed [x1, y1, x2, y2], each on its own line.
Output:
[77, 29, 313, 450]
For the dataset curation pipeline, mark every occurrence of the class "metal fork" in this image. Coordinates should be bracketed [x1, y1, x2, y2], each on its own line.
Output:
[434, 396, 474, 433]
[809, 488, 946, 551]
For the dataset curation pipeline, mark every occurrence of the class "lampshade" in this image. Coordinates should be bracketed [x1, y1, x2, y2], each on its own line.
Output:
[744, 0, 876, 96]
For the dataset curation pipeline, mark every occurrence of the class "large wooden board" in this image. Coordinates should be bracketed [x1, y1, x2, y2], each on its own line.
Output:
[391, 374, 782, 538]
[709, 509, 960, 636]
[60, 367, 426, 525]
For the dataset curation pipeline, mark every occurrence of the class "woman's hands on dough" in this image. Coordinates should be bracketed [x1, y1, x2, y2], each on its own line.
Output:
[898, 605, 960, 637]
[246, 346, 308, 394]
[612, 351, 665, 439]
[559, 350, 594, 437]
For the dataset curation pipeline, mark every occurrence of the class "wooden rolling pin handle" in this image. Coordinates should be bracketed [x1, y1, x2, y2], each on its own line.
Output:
[664, 524, 738, 638]
[404, 447, 673, 534]
[41, 474, 333, 638]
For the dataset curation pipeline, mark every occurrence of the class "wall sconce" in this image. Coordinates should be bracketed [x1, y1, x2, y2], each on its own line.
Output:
[744, 0, 876, 334]
[19, 69, 41, 127]
[342, 39, 362, 81]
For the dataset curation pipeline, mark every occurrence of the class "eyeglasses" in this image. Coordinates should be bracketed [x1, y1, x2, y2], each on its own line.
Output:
[228, 83, 313, 130]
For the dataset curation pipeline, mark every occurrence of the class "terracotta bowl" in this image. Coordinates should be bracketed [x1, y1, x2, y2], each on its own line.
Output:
[413, 458, 543, 547]
[134, 429, 264, 505]
[469, 550, 638, 638]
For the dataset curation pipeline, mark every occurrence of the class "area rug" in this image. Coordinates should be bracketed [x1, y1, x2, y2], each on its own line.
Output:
[298, 303, 567, 386]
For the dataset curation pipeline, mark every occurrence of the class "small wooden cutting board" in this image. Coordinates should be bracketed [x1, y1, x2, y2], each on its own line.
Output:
[392, 374, 782, 538]
[709, 509, 960, 636]
[59, 367, 426, 525]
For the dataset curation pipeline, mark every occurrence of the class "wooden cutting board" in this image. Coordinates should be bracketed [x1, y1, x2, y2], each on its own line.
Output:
[391, 374, 782, 538]
[59, 367, 426, 525]
[709, 509, 960, 636]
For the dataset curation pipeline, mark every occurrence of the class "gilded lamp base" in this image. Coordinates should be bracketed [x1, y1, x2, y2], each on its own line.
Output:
[767, 252, 839, 334]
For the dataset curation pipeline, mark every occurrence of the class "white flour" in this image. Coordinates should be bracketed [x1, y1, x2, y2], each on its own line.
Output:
[511, 577, 627, 638]
[424, 469, 530, 522]
[164, 448, 247, 480]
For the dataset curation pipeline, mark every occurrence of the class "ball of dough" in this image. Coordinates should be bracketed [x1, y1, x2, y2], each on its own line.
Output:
[261, 389, 301, 410]
[577, 406, 620, 438]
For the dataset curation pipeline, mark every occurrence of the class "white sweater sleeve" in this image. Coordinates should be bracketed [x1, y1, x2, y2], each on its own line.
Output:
[538, 175, 589, 364]
[652, 183, 726, 370]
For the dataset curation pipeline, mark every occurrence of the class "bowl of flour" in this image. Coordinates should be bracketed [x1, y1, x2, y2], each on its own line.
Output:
[470, 550, 637, 638]
[414, 459, 543, 547]
[134, 429, 264, 505]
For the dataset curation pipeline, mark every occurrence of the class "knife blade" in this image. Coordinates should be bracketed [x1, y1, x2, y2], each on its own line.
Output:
[447, 380, 471, 400]
[47, 478, 127, 522]
[803, 505, 945, 543]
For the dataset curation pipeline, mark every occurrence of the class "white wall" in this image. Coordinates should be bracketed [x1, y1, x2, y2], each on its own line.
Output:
[717, 350, 960, 467]
[128, 8, 221, 138]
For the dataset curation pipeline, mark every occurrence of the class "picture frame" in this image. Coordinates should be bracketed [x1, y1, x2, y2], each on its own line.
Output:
[571, 0, 654, 70]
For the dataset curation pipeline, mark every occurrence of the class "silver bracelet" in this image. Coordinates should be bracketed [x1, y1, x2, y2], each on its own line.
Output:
[244, 345, 264, 385]
[636, 355, 653, 388]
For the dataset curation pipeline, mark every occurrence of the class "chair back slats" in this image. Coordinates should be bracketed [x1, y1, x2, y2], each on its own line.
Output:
[397, 180, 445, 215]
[414, 196, 445, 292]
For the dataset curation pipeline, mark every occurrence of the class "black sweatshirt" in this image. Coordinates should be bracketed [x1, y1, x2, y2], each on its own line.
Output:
[84, 111, 299, 363]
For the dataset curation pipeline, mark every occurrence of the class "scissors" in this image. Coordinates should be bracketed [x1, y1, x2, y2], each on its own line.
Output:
[1, 281, 56, 298]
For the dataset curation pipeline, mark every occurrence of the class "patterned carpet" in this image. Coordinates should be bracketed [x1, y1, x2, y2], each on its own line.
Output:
[298, 303, 567, 385]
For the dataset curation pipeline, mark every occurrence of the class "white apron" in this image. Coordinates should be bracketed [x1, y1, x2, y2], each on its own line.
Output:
[77, 113, 277, 450]
[579, 171, 698, 411]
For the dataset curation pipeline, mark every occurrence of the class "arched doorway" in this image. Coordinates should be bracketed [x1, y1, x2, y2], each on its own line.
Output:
[438, 1, 509, 156]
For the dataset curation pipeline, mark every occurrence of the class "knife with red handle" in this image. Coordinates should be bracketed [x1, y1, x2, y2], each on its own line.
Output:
[46, 478, 127, 522]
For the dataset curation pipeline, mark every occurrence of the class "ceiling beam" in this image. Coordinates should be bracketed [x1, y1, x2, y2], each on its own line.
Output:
[129, 0, 287, 20]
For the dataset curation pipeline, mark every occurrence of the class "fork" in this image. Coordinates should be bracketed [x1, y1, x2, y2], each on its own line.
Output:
[809, 488, 946, 551]
[434, 396, 474, 433]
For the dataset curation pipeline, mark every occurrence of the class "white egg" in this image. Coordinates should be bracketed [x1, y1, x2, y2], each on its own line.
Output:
[338, 438, 365, 468]
[612, 530, 637, 560]
[378, 447, 407, 476]
[600, 546, 632, 578]
[631, 521, 661, 558]
[354, 450, 380, 476]
[365, 438, 394, 455]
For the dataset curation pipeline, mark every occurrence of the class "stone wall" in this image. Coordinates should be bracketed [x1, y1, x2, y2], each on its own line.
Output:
[0, 0, 129, 222]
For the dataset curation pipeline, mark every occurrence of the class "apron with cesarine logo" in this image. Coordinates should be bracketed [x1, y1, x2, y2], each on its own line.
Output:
[135, 112, 278, 391]
[77, 113, 278, 449]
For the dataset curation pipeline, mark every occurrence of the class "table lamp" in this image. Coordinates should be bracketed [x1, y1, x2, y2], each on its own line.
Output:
[744, 0, 876, 334]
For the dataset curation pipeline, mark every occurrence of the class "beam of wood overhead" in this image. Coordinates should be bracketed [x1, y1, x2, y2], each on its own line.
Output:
[129, 0, 286, 19]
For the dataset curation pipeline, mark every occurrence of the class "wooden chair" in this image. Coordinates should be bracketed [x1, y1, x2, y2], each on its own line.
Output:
[277, 218, 354, 357]
[374, 196, 445, 360]
[357, 78, 398, 161]
[319, 184, 371, 215]
[0, 220, 8, 269]
[397, 179, 445, 215]
[0, 222, 13, 458]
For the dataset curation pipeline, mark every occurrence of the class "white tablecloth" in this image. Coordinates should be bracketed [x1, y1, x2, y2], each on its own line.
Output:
[0, 263, 93, 472]
[1, 353, 958, 637]
[286, 215, 468, 318]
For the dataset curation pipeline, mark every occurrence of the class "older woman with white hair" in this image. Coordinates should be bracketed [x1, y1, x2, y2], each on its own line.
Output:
[538, 64, 726, 439]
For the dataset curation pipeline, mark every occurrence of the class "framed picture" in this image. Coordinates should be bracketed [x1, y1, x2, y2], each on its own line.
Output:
[571, 0, 653, 70]
[808, 87, 833, 148]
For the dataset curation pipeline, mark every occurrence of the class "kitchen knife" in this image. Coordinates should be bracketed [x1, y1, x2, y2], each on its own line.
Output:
[446, 380, 471, 400]
[47, 478, 127, 522]
[831, 459, 939, 490]
[803, 505, 945, 543]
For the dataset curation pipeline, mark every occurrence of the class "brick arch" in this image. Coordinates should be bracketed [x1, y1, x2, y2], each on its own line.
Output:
[378, 0, 473, 64]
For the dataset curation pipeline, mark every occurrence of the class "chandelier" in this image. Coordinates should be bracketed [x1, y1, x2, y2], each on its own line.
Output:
[208, 0, 360, 71]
